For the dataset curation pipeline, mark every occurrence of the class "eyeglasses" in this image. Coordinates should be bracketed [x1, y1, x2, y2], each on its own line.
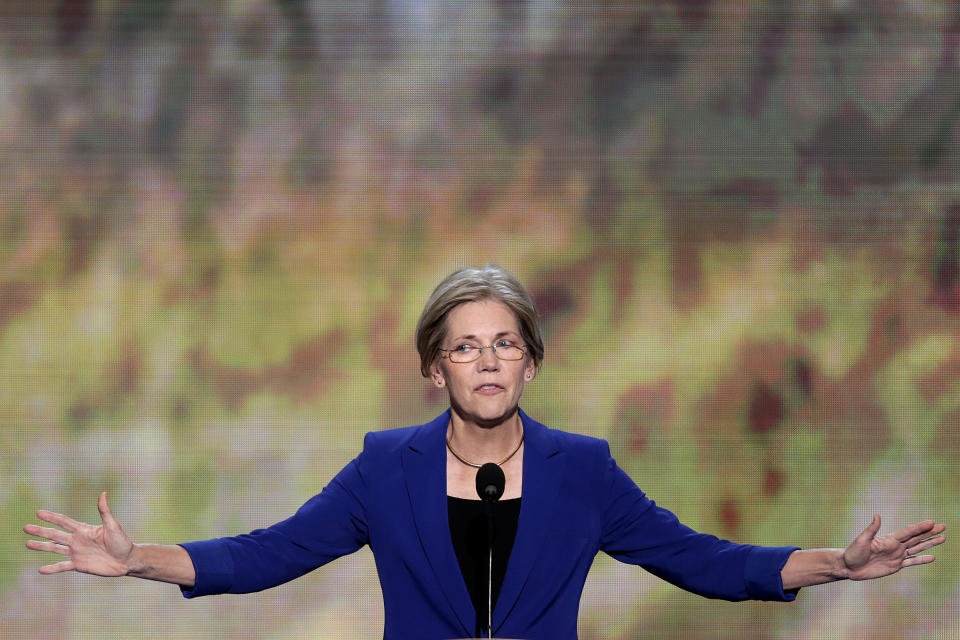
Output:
[440, 339, 527, 363]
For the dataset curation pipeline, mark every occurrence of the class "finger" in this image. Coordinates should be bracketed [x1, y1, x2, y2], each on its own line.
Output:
[906, 535, 947, 556]
[25, 539, 71, 556]
[98, 492, 119, 529]
[38, 560, 75, 574]
[36, 509, 83, 533]
[901, 523, 947, 547]
[857, 514, 882, 542]
[23, 524, 71, 545]
[902, 554, 935, 568]
[893, 520, 939, 543]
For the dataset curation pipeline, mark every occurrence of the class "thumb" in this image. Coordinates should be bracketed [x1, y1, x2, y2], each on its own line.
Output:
[98, 491, 119, 528]
[858, 513, 881, 542]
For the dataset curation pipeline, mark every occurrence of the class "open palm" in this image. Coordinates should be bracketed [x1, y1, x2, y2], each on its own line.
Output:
[843, 514, 946, 581]
[24, 492, 133, 577]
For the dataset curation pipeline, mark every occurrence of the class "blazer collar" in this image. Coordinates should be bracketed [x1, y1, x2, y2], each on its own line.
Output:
[401, 410, 474, 635]
[492, 409, 562, 633]
[400, 408, 564, 637]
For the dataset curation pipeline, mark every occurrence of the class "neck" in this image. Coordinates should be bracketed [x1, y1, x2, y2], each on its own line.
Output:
[447, 406, 523, 462]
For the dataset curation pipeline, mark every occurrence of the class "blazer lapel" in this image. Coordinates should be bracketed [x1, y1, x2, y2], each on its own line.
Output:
[401, 411, 475, 636]
[492, 409, 563, 632]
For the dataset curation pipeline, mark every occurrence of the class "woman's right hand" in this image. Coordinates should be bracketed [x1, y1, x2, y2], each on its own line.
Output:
[24, 491, 134, 577]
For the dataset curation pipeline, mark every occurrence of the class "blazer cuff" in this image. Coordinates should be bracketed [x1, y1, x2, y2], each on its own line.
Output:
[744, 545, 801, 601]
[177, 539, 236, 598]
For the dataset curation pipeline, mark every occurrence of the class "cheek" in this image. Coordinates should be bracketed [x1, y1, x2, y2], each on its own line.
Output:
[442, 368, 471, 394]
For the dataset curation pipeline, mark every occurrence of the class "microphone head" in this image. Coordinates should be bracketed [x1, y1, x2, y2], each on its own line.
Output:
[476, 462, 505, 503]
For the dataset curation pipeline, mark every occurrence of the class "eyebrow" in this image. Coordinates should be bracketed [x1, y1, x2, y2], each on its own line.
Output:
[452, 331, 517, 341]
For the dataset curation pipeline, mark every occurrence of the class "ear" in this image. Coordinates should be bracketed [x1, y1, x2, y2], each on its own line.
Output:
[430, 360, 446, 388]
[523, 358, 537, 382]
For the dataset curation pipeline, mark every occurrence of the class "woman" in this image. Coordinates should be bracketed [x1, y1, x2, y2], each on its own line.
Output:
[24, 265, 946, 639]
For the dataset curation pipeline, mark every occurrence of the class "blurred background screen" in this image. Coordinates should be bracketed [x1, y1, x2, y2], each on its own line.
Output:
[2, 1, 959, 638]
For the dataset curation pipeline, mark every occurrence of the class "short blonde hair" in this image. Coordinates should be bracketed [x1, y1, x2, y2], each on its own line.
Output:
[415, 265, 544, 377]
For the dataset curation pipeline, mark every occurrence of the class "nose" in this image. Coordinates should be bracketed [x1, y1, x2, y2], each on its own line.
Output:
[476, 345, 500, 370]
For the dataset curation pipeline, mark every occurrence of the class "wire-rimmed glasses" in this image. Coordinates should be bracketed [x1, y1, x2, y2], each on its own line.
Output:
[440, 339, 526, 363]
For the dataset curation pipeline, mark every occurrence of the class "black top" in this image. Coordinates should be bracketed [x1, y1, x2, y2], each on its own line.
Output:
[447, 496, 522, 637]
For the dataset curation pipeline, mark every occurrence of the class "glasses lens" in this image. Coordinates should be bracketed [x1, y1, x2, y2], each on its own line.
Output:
[495, 345, 524, 360]
[448, 347, 479, 363]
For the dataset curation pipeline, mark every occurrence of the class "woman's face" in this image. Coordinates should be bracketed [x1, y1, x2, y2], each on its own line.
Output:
[430, 299, 536, 429]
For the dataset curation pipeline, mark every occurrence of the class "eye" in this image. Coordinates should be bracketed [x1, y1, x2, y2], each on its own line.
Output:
[495, 339, 515, 348]
[453, 344, 477, 352]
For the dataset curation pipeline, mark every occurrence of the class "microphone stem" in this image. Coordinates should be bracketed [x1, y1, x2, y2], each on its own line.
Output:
[486, 500, 494, 639]
[488, 545, 493, 639]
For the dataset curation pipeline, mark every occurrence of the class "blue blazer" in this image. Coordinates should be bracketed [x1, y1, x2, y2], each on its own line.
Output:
[181, 410, 798, 639]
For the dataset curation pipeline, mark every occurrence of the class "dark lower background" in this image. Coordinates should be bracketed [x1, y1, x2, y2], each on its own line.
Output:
[1, 1, 958, 638]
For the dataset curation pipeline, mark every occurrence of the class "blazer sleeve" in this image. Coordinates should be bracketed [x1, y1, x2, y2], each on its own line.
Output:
[598, 444, 799, 602]
[178, 438, 372, 598]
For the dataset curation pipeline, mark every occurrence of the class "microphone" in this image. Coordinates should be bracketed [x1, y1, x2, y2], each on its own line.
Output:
[476, 462, 505, 503]
[475, 462, 505, 639]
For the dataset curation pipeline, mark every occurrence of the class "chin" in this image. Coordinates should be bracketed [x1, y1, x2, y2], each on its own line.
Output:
[455, 401, 519, 428]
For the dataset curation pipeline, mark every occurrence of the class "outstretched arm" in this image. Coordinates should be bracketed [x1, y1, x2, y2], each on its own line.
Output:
[781, 515, 946, 591]
[24, 492, 196, 588]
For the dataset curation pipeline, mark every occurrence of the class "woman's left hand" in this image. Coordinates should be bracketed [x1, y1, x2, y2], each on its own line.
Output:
[843, 515, 946, 580]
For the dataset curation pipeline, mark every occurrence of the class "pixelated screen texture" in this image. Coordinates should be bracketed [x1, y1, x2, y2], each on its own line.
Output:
[2, 2, 959, 638]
